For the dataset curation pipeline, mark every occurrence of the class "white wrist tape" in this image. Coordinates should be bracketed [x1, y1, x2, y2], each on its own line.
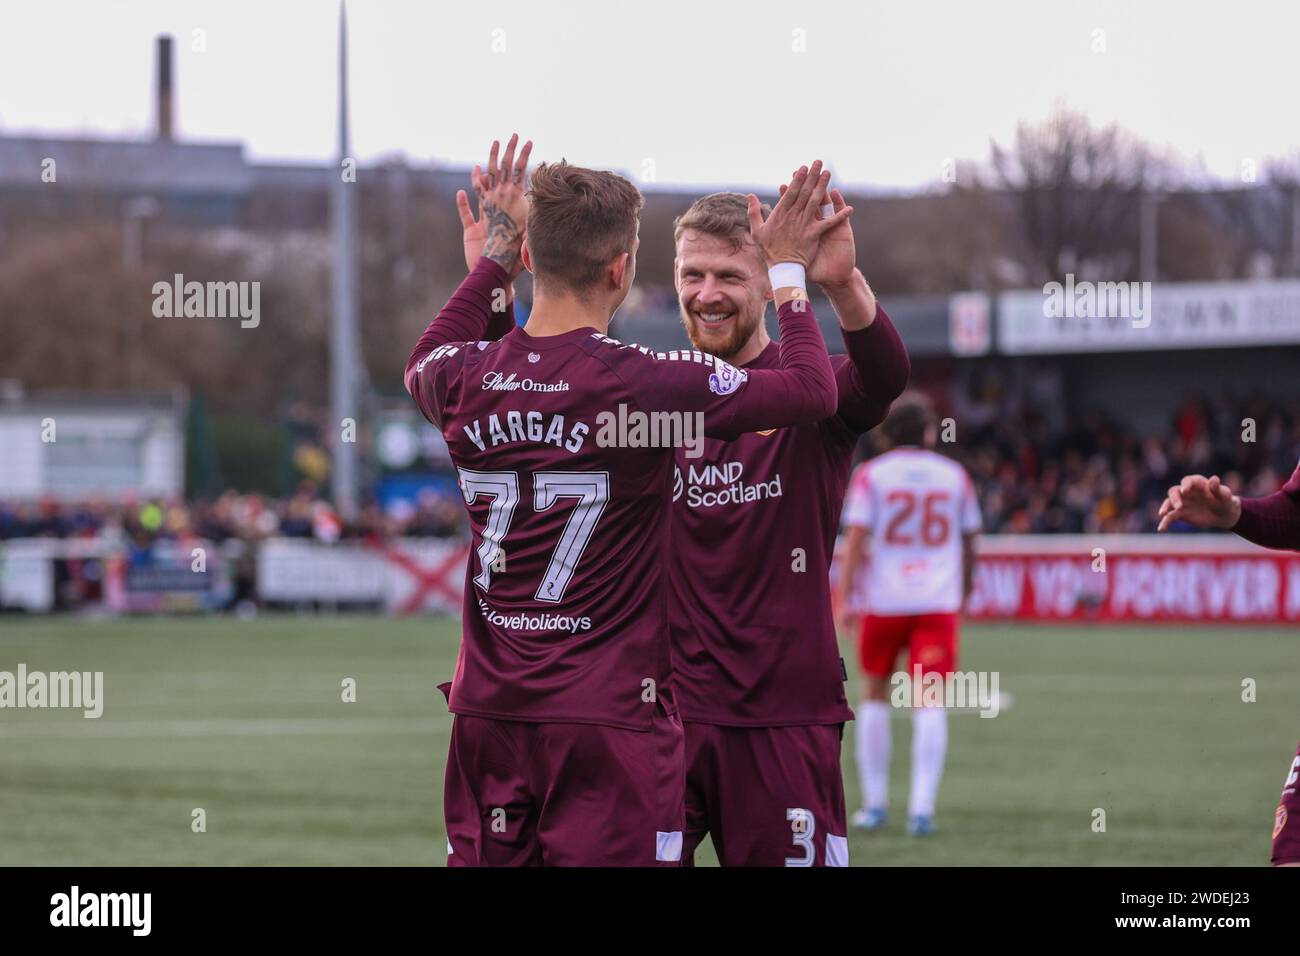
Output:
[768, 262, 807, 292]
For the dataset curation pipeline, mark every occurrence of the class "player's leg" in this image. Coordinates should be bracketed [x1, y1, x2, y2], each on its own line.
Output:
[444, 714, 541, 866]
[681, 722, 720, 867]
[709, 725, 849, 867]
[532, 702, 685, 867]
[904, 612, 960, 837]
[852, 614, 908, 830]
[1272, 741, 1300, 866]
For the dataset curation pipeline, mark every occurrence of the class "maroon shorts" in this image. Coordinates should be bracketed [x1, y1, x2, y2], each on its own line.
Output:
[858, 612, 959, 679]
[1273, 740, 1300, 865]
[444, 701, 685, 867]
[681, 722, 848, 867]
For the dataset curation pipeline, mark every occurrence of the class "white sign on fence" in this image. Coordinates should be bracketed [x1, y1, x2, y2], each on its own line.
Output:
[998, 278, 1300, 354]
[257, 537, 467, 614]
[0, 539, 55, 612]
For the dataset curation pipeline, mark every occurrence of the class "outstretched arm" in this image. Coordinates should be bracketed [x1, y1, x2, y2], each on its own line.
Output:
[828, 280, 909, 434]
[1233, 467, 1300, 551]
[708, 162, 845, 434]
[1157, 468, 1300, 552]
[788, 183, 910, 432]
[455, 135, 534, 341]
[616, 162, 847, 438]
[405, 134, 531, 394]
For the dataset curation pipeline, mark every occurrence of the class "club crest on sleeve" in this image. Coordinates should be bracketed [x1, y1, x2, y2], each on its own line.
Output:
[1276, 805, 1288, 840]
[708, 360, 747, 396]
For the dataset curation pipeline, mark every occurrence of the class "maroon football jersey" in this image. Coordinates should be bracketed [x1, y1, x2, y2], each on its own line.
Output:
[1274, 738, 1300, 864]
[1235, 459, 1300, 551]
[668, 313, 909, 726]
[405, 258, 837, 730]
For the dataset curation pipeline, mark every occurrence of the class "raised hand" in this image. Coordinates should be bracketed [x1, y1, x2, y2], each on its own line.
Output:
[747, 160, 853, 270]
[455, 133, 533, 279]
[1156, 474, 1242, 531]
[779, 183, 857, 287]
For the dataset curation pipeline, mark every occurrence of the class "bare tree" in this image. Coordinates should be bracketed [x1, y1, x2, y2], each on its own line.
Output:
[986, 108, 1175, 283]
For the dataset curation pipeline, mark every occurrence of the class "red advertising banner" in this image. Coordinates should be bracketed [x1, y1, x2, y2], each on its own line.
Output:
[832, 535, 1300, 624]
[964, 536, 1300, 623]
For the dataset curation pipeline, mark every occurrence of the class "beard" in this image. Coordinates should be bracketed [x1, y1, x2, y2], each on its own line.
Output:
[679, 301, 761, 361]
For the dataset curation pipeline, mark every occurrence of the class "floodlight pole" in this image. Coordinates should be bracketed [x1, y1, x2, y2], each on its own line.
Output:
[1139, 189, 1161, 284]
[330, 0, 361, 521]
[1290, 186, 1300, 278]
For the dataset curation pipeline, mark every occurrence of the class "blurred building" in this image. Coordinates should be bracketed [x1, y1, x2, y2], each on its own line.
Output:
[1, 34, 1298, 517]
[0, 383, 185, 501]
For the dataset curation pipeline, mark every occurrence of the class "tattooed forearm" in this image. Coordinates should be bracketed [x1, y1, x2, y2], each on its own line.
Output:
[481, 200, 522, 270]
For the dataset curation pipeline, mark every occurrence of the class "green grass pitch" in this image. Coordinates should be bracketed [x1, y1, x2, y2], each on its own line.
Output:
[0, 615, 1295, 866]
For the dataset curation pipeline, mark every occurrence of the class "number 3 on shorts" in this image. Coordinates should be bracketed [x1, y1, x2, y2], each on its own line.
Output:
[786, 807, 815, 867]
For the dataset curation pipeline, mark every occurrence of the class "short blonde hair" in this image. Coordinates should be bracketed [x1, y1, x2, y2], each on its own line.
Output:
[673, 192, 771, 254]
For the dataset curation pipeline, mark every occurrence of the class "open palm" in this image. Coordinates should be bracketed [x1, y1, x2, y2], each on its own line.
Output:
[455, 134, 532, 279]
[778, 185, 856, 285]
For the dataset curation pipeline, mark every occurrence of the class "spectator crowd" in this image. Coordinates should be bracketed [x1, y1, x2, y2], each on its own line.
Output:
[869, 368, 1300, 535]
[0, 482, 467, 544]
[5, 393, 1299, 545]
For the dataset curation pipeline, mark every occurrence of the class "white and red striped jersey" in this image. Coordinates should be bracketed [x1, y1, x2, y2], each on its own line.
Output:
[842, 447, 981, 615]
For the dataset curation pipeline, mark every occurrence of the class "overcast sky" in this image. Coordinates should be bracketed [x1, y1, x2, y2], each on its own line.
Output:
[3, 0, 1296, 190]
